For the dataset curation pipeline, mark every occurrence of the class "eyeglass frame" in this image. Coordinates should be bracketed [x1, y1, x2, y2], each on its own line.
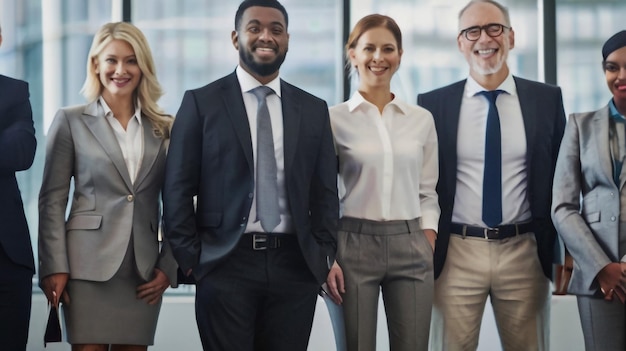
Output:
[458, 23, 511, 41]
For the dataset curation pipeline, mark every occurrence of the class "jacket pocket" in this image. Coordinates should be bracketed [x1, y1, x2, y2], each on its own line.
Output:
[583, 211, 600, 224]
[66, 215, 102, 230]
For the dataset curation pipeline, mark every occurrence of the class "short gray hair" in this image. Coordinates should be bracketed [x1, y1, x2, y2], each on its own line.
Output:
[459, 0, 511, 27]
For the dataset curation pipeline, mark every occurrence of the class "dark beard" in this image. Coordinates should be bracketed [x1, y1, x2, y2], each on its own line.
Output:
[239, 47, 287, 77]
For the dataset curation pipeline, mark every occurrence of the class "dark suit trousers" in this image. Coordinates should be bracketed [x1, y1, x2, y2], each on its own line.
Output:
[0, 244, 32, 351]
[195, 235, 319, 351]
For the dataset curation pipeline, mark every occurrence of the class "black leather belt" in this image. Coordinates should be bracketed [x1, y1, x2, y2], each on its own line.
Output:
[450, 222, 533, 240]
[239, 233, 296, 250]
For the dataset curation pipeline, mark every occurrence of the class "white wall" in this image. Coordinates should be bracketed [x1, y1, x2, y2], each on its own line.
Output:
[27, 293, 583, 351]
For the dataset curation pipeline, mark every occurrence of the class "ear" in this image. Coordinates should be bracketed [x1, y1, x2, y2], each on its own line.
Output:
[348, 48, 357, 68]
[457, 35, 463, 53]
[231, 30, 239, 50]
[93, 57, 100, 74]
[508, 28, 515, 50]
[0, 34, 3, 48]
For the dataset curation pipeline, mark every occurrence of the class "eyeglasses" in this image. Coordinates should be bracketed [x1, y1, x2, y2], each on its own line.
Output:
[459, 23, 510, 41]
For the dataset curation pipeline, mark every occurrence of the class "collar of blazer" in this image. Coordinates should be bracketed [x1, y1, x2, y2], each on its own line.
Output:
[81, 100, 163, 191]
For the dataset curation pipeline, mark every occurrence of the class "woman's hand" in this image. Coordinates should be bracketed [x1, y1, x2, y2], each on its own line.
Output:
[597, 263, 626, 303]
[325, 261, 345, 305]
[137, 268, 170, 305]
[424, 229, 437, 252]
[41, 273, 70, 308]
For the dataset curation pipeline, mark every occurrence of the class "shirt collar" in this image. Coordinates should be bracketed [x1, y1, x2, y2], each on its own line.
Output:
[346, 90, 408, 115]
[609, 98, 626, 122]
[98, 96, 143, 125]
[236, 65, 282, 97]
[465, 72, 517, 97]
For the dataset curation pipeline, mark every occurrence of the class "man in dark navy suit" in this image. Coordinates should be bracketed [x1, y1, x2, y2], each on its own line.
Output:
[418, 1, 565, 350]
[163, 1, 339, 350]
[0, 24, 37, 351]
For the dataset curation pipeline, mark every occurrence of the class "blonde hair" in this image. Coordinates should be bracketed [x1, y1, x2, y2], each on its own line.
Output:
[81, 22, 172, 138]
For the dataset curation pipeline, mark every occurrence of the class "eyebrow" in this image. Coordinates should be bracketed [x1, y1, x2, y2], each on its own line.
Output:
[245, 19, 285, 29]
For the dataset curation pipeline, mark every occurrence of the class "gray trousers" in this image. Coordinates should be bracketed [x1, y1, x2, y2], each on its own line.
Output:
[337, 217, 434, 351]
[577, 295, 626, 350]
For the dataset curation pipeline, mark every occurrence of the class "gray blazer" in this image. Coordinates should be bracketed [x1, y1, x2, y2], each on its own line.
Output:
[38, 101, 177, 286]
[552, 105, 621, 296]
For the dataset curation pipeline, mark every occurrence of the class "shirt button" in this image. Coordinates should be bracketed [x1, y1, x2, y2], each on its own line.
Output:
[611, 216, 616, 222]
[127, 195, 134, 202]
[248, 193, 254, 199]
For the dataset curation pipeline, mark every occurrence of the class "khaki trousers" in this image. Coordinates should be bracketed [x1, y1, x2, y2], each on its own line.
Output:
[337, 217, 434, 351]
[430, 233, 550, 351]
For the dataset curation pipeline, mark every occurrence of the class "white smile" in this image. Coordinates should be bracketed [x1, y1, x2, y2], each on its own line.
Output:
[476, 49, 496, 55]
[369, 66, 388, 73]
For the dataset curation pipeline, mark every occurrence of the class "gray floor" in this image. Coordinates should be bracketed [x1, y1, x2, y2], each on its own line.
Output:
[27, 293, 584, 351]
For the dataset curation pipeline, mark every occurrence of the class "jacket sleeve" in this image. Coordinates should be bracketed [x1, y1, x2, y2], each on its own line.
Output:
[0, 82, 36, 174]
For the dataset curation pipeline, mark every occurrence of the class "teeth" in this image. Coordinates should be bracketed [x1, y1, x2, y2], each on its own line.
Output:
[370, 67, 387, 72]
[257, 48, 274, 52]
[477, 49, 495, 55]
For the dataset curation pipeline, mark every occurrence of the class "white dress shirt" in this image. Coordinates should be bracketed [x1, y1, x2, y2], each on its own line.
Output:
[100, 97, 144, 184]
[330, 91, 440, 231]
[236, 66, 293, 233]
[452, 74, 531, 227]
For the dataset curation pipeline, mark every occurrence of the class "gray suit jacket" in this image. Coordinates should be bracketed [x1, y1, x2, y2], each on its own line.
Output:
[38, 101, 177, 286]
[552, 105, 620, 296]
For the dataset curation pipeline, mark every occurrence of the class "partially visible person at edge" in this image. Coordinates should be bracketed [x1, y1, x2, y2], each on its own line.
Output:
[38, 21, 177, 351]
[552, 30, 626, 350]
[417, 0, 566, 350]
[163, 0, 339, 350]
[324, 14, 439, 351]
[0, 23, 37, 351]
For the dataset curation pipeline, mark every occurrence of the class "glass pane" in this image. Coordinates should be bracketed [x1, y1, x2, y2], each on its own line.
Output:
[350, 0, 540, 102]
[132, 0, 344, 117]
[556, 0, 626, 114]
[0, 0, 113, 280]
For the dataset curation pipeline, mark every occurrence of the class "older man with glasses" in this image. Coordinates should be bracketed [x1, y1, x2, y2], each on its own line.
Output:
[417, 0, 566, 350]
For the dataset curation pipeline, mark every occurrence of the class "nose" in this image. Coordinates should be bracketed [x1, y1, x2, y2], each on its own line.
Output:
[259, 28, 271, 41]
[620, 67, 626, 80]
[373, 48, 382, 60]
[115, 62, 127, 75]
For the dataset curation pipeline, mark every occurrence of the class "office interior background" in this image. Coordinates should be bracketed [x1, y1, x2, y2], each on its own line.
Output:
[1, 0, 624, 350]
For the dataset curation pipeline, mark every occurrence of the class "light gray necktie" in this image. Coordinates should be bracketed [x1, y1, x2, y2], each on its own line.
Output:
[251, 86, 280, 232]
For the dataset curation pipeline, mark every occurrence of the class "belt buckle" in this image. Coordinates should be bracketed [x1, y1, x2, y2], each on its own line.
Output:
[252, 234, 268, 250]
[484, 227, 499, 239]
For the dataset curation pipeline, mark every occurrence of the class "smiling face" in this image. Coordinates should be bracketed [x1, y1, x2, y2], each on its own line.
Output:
[349, 26, 402, 91]
[231, 6, 289, 84]
[604, 46, 626, 105]
[94, 39, 141, 102]
[458, 1, 514, 81]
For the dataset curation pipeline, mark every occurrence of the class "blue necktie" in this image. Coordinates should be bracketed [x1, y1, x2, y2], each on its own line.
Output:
[478, 90, 504, 228]
[250, 86, 281, 233]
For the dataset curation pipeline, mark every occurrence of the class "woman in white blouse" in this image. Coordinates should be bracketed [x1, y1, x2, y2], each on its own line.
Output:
[39, 22, 176, 351]
[325, 14, 440, 351]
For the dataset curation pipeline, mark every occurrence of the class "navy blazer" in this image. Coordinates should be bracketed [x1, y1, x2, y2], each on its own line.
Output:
[163, 72, 338, 284]
[418, 77, 566, 279]
[0, 75, 36, 272]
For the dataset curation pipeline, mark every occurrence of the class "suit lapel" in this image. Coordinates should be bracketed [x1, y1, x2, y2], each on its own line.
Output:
[443, 81, 464, 195]
[280, 80, 300, 176]
[588, 109, 615, 189]
[82, 101, 134, 190]
[221, 73, 254, 174]
[514, 77, 537, 170]
[134, 120, 163, 190]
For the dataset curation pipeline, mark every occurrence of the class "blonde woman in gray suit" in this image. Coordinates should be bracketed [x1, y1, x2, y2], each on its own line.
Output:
[552, 30, 626, 350]
[39, 22, 177, 351]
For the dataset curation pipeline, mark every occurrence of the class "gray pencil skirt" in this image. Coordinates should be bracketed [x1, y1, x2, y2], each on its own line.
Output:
[62, 237, 161, 345]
